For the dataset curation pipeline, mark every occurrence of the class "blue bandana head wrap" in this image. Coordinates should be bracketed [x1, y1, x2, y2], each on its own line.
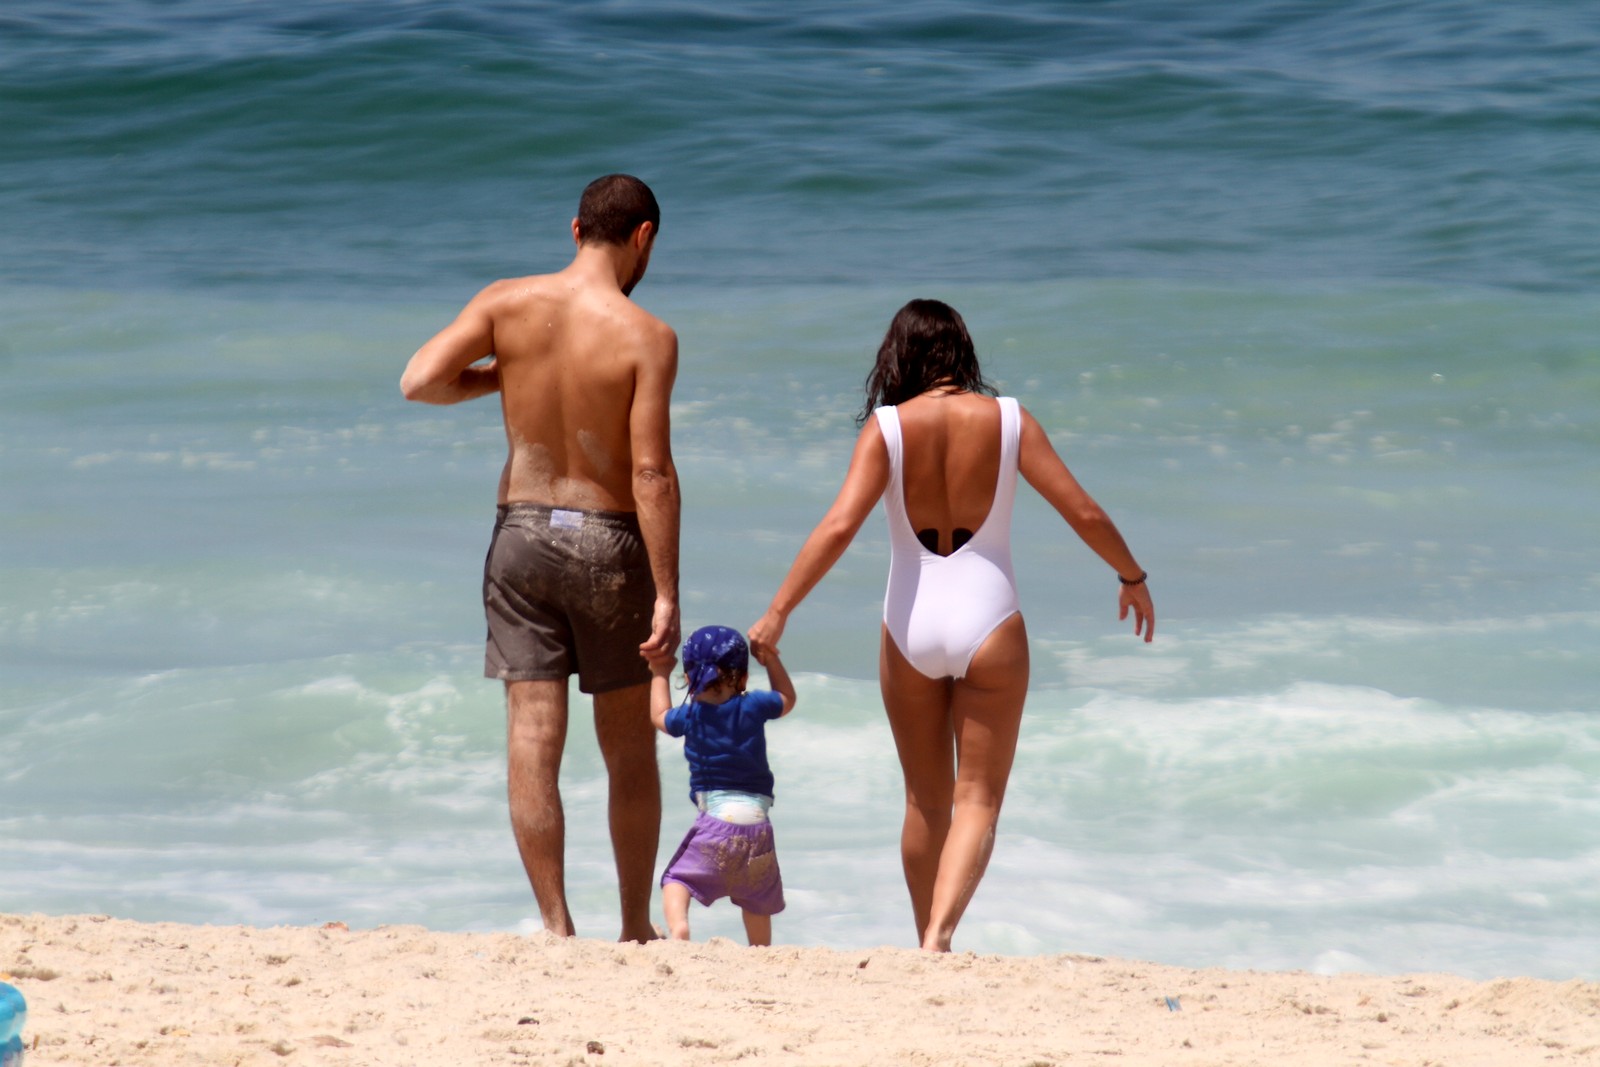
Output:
[681, 624, 749, 697]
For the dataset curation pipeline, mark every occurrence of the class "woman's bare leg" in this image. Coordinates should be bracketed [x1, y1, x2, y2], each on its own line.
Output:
[879, 626, 956, 943]
[922, 612, 1029, 952]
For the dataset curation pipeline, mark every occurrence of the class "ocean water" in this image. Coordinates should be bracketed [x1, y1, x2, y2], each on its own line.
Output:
[2, 2, 1598, 981]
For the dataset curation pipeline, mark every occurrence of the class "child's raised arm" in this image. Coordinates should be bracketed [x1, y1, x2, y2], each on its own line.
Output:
[648, 654, 678, 733]
[753, 644, 797, 716]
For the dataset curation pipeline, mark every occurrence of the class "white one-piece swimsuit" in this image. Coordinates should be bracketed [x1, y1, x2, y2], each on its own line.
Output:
[874, 396, 1022, 680]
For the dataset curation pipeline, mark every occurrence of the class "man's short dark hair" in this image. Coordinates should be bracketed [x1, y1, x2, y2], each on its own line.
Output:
[576, 174, 660, 246]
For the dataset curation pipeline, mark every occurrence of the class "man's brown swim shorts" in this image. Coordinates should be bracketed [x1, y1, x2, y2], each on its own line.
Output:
[482, 503, 655, 694]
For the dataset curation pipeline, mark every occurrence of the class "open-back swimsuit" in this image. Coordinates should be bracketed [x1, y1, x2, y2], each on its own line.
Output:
[873, 396, 1021, 680]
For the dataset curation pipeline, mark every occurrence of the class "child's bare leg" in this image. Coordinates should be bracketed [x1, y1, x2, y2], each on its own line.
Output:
[741, 909, 772, 947]
[662, 882, 692, 941]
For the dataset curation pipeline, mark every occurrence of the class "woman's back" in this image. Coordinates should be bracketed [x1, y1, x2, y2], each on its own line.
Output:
[892, 392, 1003, 556]
[876, 394, 1021, 681]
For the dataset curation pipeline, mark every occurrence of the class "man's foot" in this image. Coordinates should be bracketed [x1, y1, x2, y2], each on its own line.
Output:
[619, 921, 663, 944]
[538, 904, 577, 938]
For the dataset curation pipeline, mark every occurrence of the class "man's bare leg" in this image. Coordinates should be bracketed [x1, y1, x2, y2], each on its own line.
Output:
[662, 882, 692, 940]
[506, 679, 575, 936]
[741, 909, 772, 947]
[594, 681, 662, 942]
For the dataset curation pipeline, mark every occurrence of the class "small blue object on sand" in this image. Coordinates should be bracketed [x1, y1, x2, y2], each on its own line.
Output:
[1, 980, 27, 1065]
[1165, 996, 1182, 1012]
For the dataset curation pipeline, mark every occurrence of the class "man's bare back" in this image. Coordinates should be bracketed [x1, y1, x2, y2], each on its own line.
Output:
[497, 274, 677, 510]
[402, 261, 676, 510]
[399, 174, 678, 941]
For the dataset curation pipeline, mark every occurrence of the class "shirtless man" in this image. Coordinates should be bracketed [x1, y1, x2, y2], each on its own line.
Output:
[400, 175, 679, 942]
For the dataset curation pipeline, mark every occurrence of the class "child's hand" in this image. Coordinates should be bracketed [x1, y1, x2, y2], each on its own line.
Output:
[747, 610, 785, 663]
[647, 652, 678, 678]
[751, 641, 797, 716]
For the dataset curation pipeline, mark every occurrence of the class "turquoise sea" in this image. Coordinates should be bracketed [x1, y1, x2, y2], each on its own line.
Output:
[3, 2, 1598, 980]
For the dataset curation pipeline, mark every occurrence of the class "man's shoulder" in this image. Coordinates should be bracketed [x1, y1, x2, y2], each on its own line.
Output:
[459, 275, 558, 326]
[612, 297, 675, 344]
[476, 273, 560, 305]
[614, 304, 677, 376]
[640, 308, 677, 341]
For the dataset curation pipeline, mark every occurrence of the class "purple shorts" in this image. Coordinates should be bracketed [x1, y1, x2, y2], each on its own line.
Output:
[661, 812, 785, 916]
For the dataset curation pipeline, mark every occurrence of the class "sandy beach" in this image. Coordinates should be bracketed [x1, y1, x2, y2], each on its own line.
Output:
[4, 912, 1596, 1066]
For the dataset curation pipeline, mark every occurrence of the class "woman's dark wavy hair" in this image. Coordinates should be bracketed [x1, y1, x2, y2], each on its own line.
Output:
[858, 299, 996, 424]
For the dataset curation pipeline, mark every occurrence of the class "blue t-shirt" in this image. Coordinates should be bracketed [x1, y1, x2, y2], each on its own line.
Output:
[663, 689, 785, 801]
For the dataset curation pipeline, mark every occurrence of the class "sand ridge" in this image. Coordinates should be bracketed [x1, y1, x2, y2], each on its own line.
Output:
[3, 912, 1597, 1066]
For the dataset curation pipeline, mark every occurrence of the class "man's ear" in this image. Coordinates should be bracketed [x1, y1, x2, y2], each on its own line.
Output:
[633, 220, 656, 250]
[571, 217, 583, 247]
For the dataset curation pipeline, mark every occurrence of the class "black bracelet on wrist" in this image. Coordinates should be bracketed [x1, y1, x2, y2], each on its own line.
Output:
[1118, 570, 1148, 586]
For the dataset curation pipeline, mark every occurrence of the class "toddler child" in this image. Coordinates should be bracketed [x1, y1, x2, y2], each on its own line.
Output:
[650, 624, 796, 946]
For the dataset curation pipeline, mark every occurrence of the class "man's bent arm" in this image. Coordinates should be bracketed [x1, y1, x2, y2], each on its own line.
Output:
[400, 291, 503, 405]
[631, 328, 682, 659]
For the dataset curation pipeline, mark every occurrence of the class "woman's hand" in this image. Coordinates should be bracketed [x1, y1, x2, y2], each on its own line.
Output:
[1118, 581, 1155, 642]
[748, 609, 787, 662]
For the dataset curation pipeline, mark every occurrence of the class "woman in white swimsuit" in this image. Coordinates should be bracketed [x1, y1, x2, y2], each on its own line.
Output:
[749, 299, 1154, 952]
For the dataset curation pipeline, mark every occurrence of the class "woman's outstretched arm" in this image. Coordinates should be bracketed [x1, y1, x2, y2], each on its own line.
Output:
[1016, 405, 1155, 641]
[749, 419, 891, 657]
